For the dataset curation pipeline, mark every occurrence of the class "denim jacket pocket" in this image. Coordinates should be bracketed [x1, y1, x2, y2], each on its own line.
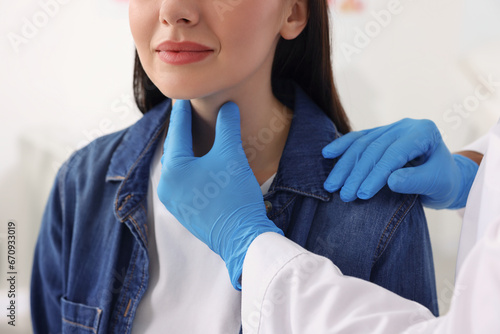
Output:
[61, 296, 102, 334]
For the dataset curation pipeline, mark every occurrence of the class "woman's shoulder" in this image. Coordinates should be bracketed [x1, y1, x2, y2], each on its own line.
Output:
[62, 99, 171, 180]
[63, 128, 129, 177]
[304, 186, 426, 274]
[318, 185, 425, 233]
[309, 184, 426, 262]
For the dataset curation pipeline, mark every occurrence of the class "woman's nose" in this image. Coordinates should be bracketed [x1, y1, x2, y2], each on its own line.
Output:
[159, 0, 200, 26]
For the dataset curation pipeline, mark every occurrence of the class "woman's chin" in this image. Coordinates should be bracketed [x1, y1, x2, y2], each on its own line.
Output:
[157, 85, 211, 101]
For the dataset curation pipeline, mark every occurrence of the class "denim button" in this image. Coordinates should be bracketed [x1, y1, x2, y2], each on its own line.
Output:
[264, 201, 272, 213]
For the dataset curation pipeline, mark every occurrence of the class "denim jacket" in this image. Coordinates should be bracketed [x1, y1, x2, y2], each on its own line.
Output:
[31, 83, 438, 334]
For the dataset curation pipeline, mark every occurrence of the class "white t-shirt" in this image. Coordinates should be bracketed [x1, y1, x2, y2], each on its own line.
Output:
[131, 140, 276, 334]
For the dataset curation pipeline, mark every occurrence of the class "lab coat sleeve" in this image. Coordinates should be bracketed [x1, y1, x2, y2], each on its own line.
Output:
[240, 232, 437, 334]
[457, 122, 500, 271]
[435, 216, 500, 334]
[241, 226, 500, 334]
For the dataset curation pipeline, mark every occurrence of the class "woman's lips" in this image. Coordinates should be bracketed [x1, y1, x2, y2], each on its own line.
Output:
[156, 50, 213, 65]
[156, 41, 214, 65]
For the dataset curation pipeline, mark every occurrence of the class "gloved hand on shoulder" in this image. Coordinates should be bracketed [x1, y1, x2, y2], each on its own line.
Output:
[322, 118, 479, 209]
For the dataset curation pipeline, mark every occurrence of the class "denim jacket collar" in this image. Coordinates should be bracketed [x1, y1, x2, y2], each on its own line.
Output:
[269, 83, 339, 201]
[106, 83, 339, 221]
[105, 98, 172, 221]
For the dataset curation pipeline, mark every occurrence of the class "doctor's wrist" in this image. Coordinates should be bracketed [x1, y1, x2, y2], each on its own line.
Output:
[224, 218, 284, 291]
[456, 150, 483, 166]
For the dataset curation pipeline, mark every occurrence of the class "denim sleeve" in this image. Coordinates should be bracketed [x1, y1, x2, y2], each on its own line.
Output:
[369, 196, 439, 317]
[30, 162, 68, 334]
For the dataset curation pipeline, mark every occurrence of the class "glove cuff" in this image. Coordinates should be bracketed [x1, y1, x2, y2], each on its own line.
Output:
[225, 221, 284, 291]
[447, 154, 479, 209]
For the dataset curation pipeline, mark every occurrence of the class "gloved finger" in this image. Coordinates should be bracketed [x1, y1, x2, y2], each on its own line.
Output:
[163, 100, 194, 163]
[324, 152, 359, 194]
[212, 102, 244, 157]
[322, 131, 365, 158]
[357, 133, 435, 199]
[324, 127, 388, 198]
[322, 124, 391, 158]
[341, 128, 404, 200]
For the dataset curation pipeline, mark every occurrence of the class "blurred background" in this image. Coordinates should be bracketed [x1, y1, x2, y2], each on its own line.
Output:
[0, 0, 499, 332]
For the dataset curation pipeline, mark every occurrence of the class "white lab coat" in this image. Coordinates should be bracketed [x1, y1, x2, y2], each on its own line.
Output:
[241, 120, 500, 334]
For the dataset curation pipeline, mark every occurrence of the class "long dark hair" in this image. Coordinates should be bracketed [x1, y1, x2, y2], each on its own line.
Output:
[133, 0, 351, 134]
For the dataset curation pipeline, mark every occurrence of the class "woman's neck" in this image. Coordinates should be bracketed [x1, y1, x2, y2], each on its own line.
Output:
[188, 80, 293, 185]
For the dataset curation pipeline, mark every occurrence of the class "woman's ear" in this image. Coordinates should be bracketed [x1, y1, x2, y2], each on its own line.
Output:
[280, 0, 308, 40]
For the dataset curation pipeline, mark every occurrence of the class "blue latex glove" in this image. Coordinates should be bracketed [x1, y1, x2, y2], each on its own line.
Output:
[322, 118, 479, 209]
[157, 100, 284, 290]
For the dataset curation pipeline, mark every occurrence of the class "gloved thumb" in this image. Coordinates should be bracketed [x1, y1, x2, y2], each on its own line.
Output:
[213, 102, 244, 156]
[387, 165, 437, 195]
[163, 99, 194, 163]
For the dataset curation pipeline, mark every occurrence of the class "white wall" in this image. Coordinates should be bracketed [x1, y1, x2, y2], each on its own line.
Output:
[0, 0, 499, 332]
